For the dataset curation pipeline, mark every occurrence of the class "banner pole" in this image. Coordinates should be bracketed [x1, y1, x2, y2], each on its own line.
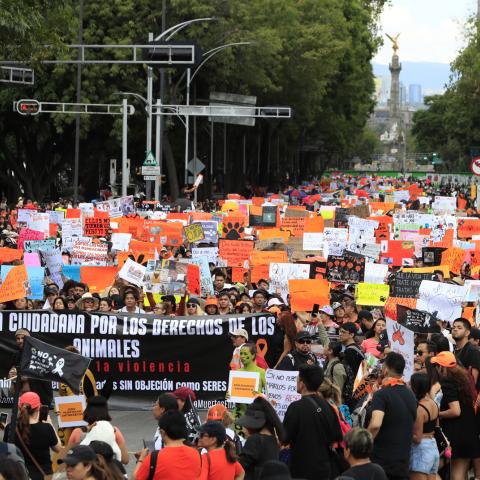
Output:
[8, 375, 22, 443]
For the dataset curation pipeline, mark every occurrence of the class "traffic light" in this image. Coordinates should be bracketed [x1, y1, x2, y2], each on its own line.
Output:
[142, 41, 200, 65]
[16, 99, 40, 115]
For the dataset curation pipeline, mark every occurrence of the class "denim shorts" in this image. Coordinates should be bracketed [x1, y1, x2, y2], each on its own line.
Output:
[410, 437, 440, 474]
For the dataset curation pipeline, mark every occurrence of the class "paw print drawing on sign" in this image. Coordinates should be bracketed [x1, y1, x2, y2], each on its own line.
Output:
[223, 222, 244, 240]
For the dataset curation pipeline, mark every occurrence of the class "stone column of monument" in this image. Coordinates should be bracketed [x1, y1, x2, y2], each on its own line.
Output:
[389, 53, 401, 120]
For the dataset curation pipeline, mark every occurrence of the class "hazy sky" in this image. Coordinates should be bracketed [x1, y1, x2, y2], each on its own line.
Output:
[374, 0, 477, 64]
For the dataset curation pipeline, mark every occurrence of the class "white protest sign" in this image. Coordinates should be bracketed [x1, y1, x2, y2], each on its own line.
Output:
[111, 233, 132, 252]
[393, 190, 410, 203]
[364, 263, 388, 284]
[61, 218, 84, 252]
[266, 369, 301, 421]
[303, 232, 324, 251]
[28, 212, 50, 237]
[17, 209, 34, 225]
[464, 280, 480, 302]
[387, 318, 414, 381]
[48, 210, 65, 224]
[192, 247, 219, 264]
[119, 258, 146, 287]
[228, 370, 260, 404]
[71, 241, 108, 266]
[417, 280, 468, 323]
[54, 395, 87, 428]
[269, 263, 310, 303]
[432, 196, 456, 213]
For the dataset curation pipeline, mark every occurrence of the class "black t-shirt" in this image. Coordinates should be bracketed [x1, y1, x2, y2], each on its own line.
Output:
[4, 422, 57, 480]
[276, 350, 319, 371]
[239, 433, 279, 480]
[343, 462, 388, 480]
[370, 385, 417, 479]
[283, 394, 342, 480]
[455, 342, 480, 389]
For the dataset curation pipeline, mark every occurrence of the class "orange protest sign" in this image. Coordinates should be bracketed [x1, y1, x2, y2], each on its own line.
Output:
[190, 212, 213, 221]
[257, 228, 290, 242]
[129, 239, 159, 252]
[116, 217, 145, 238]
[93, 210, 110, 219]
[231, 267, 248, 283]
[441, 247, 466, 274]
[250, 250, 288, 266]
[0, 248, 24, 264]
[0, 265, 29, 303]
[117, 251, 155, 268]
[419, 228, 432, 236]
[462, 306, 476, 326]
[384, 297, 417, 321]
[458, 218, 480, 239]
[218, 239, 254, 267]
[380, 240, 415, 266]
[65, 208, 81, 219]
[429, 229, 454, 248]
[166, 212, 190, 222]
[304, 216, 324, 233]
[80, 266, 118, 293]
[252, 197, 265, 206]
[281, 216, 305, 236]
[141, 220, 183, 246]
[288, 279, 330, 312]
[369, 202, 395, 213]
[251, 264, 270, 283]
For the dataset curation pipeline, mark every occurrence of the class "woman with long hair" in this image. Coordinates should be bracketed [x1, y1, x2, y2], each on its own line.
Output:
[274, 311, 298, 368]
[185, 298, 205, 316]
[197, 422, 245, 479]
[66, 396, 129, 466]
[237, 397, 285, 480]
[3, 392, 61, 480]
[429, 351, 480, 480]
[361, 319, 386, 359]
[52, 296, 68, 311]
[59, 445, 117, 480]
[409, 372, 440, 480]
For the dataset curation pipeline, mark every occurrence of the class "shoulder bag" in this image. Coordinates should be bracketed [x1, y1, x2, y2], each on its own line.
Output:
[15, 426, 52, 480]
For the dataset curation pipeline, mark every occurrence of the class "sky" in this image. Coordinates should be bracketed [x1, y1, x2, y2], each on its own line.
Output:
[373, 0, 477, 65]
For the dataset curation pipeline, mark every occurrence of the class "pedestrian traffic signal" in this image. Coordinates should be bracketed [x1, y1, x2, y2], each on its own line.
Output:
[16, 99, 40, 115]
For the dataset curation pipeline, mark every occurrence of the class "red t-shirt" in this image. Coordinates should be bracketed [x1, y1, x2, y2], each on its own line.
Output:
[200, 449, 244, 480]
[136, 445, 202, 480]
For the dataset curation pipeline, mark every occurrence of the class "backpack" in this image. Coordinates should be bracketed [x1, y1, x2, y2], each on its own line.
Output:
[330, 358, 356, 409]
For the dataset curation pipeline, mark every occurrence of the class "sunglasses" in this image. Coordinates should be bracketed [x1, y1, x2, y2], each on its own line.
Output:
[187, 304, 197, 308]
[297, 339, 312, 345]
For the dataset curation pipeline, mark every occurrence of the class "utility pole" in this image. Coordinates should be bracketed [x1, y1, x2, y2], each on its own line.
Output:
[73, 0, 84, 205]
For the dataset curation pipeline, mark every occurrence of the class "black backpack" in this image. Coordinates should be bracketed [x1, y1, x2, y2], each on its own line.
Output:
[330, 358, 356, 408]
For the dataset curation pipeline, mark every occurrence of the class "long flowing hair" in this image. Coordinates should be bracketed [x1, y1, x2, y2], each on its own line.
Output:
[17, 404, 36, 444]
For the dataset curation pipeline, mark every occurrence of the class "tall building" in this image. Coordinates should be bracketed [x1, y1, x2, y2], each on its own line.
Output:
[400, 82, 407, 106]
[409, 84, 422, 105]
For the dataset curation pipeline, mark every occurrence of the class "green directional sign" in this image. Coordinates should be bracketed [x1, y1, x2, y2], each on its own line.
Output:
[143, 150, 157, 166]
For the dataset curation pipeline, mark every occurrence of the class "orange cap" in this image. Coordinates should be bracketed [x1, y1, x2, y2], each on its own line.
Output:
[431, 351, 456, 368]
[205, 297, 218, 307]
[207, 403, 227, 421]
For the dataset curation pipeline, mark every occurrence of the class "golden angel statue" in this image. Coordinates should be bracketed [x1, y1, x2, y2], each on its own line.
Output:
[386, 33, 400, 54]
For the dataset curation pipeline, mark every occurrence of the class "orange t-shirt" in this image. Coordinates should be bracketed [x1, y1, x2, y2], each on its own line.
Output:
[136, 446, 202, 480]
[200, 449, 244, 480]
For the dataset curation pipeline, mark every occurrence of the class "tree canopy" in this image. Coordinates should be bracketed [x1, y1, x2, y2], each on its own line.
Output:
[0, 0, 388, 201]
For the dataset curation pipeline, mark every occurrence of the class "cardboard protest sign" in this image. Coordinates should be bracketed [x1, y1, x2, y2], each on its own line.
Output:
[0, 265, 30, 303]
[143, 259, 188, 295]
[192, 247, 219, 264]
[397, 305, 441, 333]
[27, 212, 50, 237]
[457, 218, 480, 239]
[356, 283, 390, 306]
[417, 280, 468, 323]
[257, 228, 290, 243]
[84, 217, 110, 237]
[55, 395, 87, 428]
[281, 216, 305, 237]
[386, 318, 414, 381]
[118, 258, 147, 287]
[304, 216, 324, 233]
[326, 253, 366, 284]
[61, 218, 85, 252]
[221, 215, 247, 240]
[390, 271, 432, 298]
[228, 370, 260, 404]
[266, 369, 301, 421]
[384, 297, 417, 321]
[250, 250, 288, 267]
[18, 228, 44, 250]
[402, 264, 450, 278]
[441, 247, 466, 275]
[288, 279, 330, 312]
[184, 223, 205, 243]
[141, 220, 183, 246]
[218, 239, 254, 267]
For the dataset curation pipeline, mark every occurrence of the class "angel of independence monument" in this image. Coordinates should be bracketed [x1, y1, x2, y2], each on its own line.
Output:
[380, 33, 407, 173]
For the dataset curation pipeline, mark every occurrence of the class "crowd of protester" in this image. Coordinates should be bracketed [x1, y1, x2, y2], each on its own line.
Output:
[1, 174, 480, 479]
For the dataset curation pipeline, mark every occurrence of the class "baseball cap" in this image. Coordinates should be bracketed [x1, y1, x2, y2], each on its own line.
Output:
[253, 289, 268, 298]
[295, 331, 313, 342]
[196, 421, 227, 443]
[431, 351, 457, 368]
[186, 297, 200, 306]
[18, 392, 41, 410]
[267, 298, 283, 307]
[230, 328, 249, 340]
[332, 302, 343, 310]
[207, 403, 228, 421]
[58, 445, 96, 465]
[173, 387, 196, 402]
[319, 305, 334, 316]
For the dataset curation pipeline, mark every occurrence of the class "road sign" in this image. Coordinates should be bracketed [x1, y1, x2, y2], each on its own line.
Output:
[142, 165, 160, 176]
[16, 99, 40, 115]
[143, 175, 159, 181]
[471, 157, 480, 176]
[187, 157, 205, 174]
[143, 151, 157, 166]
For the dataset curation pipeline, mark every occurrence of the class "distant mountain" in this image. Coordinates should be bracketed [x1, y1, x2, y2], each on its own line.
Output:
[372, 61, 452, 93]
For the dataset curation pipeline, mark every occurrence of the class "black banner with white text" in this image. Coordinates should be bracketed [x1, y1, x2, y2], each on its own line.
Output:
[0, 311, 276, 409]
